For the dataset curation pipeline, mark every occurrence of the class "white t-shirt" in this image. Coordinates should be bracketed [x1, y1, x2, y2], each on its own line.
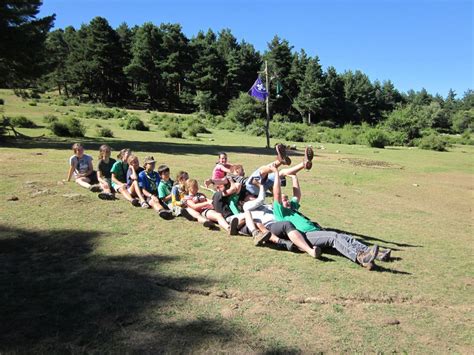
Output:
[69, 154, 93, 176]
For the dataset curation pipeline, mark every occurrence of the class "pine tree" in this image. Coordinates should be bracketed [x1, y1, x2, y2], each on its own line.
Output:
[44, 29, 70, 95]
[264, 36, 294, 115]
[324, 66, 346, 125]
[342, 70, 377, 124]
[0, 0, 55, 87]
[293, 57, 327, 124]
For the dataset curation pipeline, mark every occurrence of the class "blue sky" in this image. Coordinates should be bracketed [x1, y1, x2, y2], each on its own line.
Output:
[39, 0, 473, 98]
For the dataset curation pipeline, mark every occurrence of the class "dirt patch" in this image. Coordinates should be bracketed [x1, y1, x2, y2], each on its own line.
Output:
[339, 158, 404, 169]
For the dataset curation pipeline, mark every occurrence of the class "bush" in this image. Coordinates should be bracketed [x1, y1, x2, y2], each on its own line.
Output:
[83, 107, 115, 120]
[364, 128, 390, 148]
[0, 98, 4, 105]
[187, 122, 210, 137]
[418, 134, 448, 151]
[50, 117, 86, 137]
[459, 131, 474, 145]
[246, 119, 266, 137]
[452, 109, 474, 133]
[43, 114, 58, 123]
[285, 125, 306, 142]
[96, 126, 114, 138]
[10, 116, 37, 128]
[167, 124, 183, 138]
[28, 101, 37, 106]
[123, 116, 149, 131]
[227, 92, 265, 126]
[384, 104, 431, 143]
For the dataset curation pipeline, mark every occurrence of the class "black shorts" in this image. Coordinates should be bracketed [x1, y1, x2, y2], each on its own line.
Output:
[268, 221, 296, 240]
[85, 171, 98, 184]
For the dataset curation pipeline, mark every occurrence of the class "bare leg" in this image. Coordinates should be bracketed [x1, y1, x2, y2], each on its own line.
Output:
[118, 186, 135, 202]
[129, 181, 146, 204]
[99, 180, 112, 194]
[288, 230, 318, 258]
[75, 177, 92, 189]
[205, 209, 229, 230]
[280, 162, 305, 177]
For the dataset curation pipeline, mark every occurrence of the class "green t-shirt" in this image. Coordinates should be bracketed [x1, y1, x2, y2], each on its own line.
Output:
[110, 161, 128, 183]
[273, 197, 319, 233]
[158, 179, 173, 199]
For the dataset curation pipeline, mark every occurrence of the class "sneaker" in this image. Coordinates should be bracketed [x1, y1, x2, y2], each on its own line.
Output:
[313, 246, 322, 259]
[275, 143, 291, 165]
[303, 146, 314, 170]
[253, 230, 272, 246]
[158, 209, 174, 220]
[376, 248, 392, 262]
[98, 192, 115, 200]
[89, 184, 102, 193]
[203, 220, 215, 229]
[356, 245, 379, 270]
[228, 217, 239, 236]
[131, 198, 140, 207]
[277, 239, 295, 251]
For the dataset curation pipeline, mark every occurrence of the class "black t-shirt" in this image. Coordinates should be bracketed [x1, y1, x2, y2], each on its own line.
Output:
[98, 158, 116, 179]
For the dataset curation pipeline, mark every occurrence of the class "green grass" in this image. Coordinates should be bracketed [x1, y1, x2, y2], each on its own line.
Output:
[1, 89, 473, 353]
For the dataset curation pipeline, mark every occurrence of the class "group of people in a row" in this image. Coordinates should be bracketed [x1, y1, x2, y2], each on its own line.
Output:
[66, 142, 392, 270]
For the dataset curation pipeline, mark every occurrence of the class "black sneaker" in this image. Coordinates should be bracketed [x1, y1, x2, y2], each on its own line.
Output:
[356, 245, 379, 270]
[203, 220, 215, 229]
[89, 184, 102, 193]
[98, 192, 115, 200]
[376, 248, 392, 262]
[275, 143, 291, 165]
[313, 246, 322, 259]
[253, 230, 272, 246]
[228, 217, 239, 236]
[158, 209, 174, 220]
[277, 239, 294, 251]
[131, 198, 141, 207]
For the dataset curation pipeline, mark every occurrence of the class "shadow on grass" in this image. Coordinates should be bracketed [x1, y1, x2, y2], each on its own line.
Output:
[0, 225, 243, 352]
[0, 136, 280, 157]
[324, 227, 423, 249]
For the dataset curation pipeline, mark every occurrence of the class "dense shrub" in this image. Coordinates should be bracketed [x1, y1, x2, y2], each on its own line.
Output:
[227, 92, 265, 126]
[83, 107, 115, 120]
[50, 117, 86, 137]
[246, 119, 266, 136]
[384, 104, 431, 143]
[451, 109, 474, 133]
[123, 116, 149, 131]
[96, 126, 114, 138]
[167, 124, 183, 138]
[187, 122, 210, 137]
[364, 128, 390, 148]
[216, 116, 239, 131]
[418, 134, 448, 151]
[0, 98, 4, 105]
[459, 131, 474, 145]
[10, 116, 37, 128]
[28, 101, 37, 106]
[285, 125, 306, 142]
[43, 114, 58, 123]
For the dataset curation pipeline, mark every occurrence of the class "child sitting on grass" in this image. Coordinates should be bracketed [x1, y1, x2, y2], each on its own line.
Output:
[157, 165, 173, 206]
[171, 171, 208, 222]
[110, 148, 141, 207]
[204, 152, 233, 189]
[66, 143, 101, 192]
[185, 179, 239, 235]
[96, 144, 116, 200]
[126, 154, 149, 209]
[138, 156, 173, 219]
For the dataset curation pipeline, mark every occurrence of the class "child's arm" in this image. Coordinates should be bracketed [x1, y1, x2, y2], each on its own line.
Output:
[85, 158, 94, 177]
[129, 166, 138, 181]
[66, 165, 75, 181]
[186, 198, 213, 211]
[271, 164, 283, 204]
[219, 163, 232, 174]
[222, 179, 241, 197]
[288, 174, 301, 203]
[111, 172, 124, 187]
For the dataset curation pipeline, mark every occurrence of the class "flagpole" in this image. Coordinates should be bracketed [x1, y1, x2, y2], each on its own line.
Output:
[265, 60, 271, 149]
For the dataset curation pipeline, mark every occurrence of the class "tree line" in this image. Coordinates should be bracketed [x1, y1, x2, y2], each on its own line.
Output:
[1, 1, 472, 133]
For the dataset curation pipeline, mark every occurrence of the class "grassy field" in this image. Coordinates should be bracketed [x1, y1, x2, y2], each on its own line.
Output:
[1, 89, 473, 353]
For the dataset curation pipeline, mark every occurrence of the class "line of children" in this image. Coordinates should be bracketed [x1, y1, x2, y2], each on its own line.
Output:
[65, 142, 392, 269]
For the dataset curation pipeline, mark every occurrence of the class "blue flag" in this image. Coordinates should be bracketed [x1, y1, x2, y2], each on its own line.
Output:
[249, 76, 268, 101]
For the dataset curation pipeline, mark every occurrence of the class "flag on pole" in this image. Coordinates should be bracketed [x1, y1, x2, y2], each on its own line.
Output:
[249, 76, 268, 101]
